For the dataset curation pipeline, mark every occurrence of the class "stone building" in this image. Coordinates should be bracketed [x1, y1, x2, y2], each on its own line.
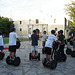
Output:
[14, 17, 68, 38]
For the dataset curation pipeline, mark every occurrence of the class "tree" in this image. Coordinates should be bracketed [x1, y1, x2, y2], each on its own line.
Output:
[0, 16, 14, 37]
[65, 0, 75, 33]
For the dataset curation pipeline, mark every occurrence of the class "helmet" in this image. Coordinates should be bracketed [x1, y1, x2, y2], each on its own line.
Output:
[33, 30, 36, 33]
[51, 30, 55, 34]
[69, 32, 72, 35]
[11, 27, 16, 31]
[60, 30, 63, 34]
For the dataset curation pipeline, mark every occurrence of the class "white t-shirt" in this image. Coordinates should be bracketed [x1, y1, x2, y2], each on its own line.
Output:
[9, 32, 18, 46]
[28, 34, 31, 38]
[42, 34, 48, 41]
[0, 35, 3, 46]
[45, 34, 57, 48]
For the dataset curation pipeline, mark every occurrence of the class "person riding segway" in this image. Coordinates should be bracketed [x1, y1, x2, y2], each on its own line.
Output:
[56, 30, 67, 62]
[42, 30, 61, 69]
[0, 32, 5, 60]
[6, 28, 21, 66]
[66, 32, 72, 55]
[29, 30, 40, 61]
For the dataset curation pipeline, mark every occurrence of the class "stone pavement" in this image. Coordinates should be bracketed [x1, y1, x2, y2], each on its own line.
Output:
[0, 40, 75, 75]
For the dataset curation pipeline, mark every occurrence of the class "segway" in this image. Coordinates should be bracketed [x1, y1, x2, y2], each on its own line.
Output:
[55, 50, 67, 62]
[53, 42, 67, 62]
[6, 41, 21, 66]
[71, 51, 75, 57]
[55, 53, 67, 62]
[42, 41, 58, 69]
[16, 41, 21, 49]
[0, 52, 5, 60]
[66, 48, 72, 55]
[29, 51, 40, 61]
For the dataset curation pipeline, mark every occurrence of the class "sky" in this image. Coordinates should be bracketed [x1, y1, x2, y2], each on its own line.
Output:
[0, 0, 72, 21]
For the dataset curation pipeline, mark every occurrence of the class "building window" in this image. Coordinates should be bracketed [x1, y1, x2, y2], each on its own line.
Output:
[36, 19, 39, 23]
[54, 19, 56, 23]
[20, 28, 22, 31]
[20, 21, 22, 24]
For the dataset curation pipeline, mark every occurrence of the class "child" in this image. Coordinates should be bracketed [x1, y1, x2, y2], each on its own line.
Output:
[31, 30, 39, 56]
[66, 32, 72, 50]
[45, 30, 59, 64]
[9, 27, 20, 60]
[0, 32, 4, 53]
[42, 31, 48, 48]
[58, 30, 65, 56]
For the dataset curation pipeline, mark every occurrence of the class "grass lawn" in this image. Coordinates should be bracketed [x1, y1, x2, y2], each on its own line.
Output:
[3, 38, 29, 44]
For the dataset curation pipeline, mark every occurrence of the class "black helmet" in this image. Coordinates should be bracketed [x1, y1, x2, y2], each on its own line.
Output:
[60, 30, 63, 34]
[11, 27, 16, 31]
[69, 32, 72, 35]
[51, 30, 55, 34]
[33, 30, 36, 33]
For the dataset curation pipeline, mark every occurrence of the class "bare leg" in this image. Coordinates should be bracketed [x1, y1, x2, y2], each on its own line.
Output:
[32, 51, 34, 56]
[12, 52, 15, 59]
[46, 54, 48, 62]
[36, 51, 38, 56]
[9, 52, 12, 58]
[48, 55, 50, 63]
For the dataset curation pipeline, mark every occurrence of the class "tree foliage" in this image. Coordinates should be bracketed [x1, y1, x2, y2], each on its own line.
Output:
[65, 0, 75, 33]
[0, 16, 14, 36]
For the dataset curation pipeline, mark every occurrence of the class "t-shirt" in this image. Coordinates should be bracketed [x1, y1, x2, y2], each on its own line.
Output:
[31, 33, 39, 46]
[42, 34, 48, 41]
[58, 34, 65, 44]
[28, 34, 31, 38]
[9, 32, 18, 46]
[0, 35, 3, 46]
[45, 34, 57, 48]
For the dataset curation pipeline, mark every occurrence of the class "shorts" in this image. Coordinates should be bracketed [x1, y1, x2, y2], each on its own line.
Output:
[45, 47, 52, 55]
[0, 46, 4, 50]
[9, 45, 16, 52]
[42, 41, 45, 47]
[31, 46, 38, 51]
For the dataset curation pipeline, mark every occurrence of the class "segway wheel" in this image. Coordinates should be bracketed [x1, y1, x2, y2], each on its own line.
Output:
[54, 55, 58, 62]
[66, 48, 72, 55]
[50, 60, 57, 69]
[29, 53, 32, 60]
[42, 58, 47, 66]
[42, 48, 45, 54]
[71, 51, 75, 57]
[38, 53, 40, 61]
[6, 56, 11, 64]
[62, 54, 67, 62]
[14, 57, 21, 66]
[0, 52, 5, 60]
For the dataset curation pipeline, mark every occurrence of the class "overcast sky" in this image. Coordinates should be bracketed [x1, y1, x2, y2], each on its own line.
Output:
[0, 0, 72, 21]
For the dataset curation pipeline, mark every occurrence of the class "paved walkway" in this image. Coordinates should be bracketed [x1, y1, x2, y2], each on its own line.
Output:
[0, 40, 75, 75]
